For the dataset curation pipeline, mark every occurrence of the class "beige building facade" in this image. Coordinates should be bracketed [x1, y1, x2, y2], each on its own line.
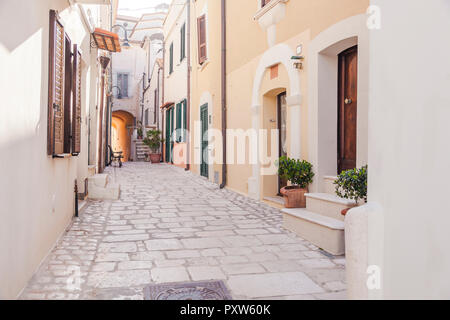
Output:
[0, 0, 116, 299]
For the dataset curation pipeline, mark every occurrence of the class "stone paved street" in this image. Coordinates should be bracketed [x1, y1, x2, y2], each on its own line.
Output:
[20, 163, 346, 300]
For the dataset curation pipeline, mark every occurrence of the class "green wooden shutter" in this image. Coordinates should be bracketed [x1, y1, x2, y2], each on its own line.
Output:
[183, 100, 187, 142]
[176, 103, 182, 142]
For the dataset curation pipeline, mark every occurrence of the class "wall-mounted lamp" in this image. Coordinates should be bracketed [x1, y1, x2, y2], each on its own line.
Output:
[291, 55, 304, 70]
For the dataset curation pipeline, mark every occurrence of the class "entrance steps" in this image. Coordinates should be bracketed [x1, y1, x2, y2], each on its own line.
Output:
[135, 140, 150, 162]
[282, 176, 355, 255]
[87, 173, 120, 200]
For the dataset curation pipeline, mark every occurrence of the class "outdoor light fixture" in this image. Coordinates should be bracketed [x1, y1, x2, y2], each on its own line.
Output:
[291, 55, 304, 69]
[113, 23, 132, 50]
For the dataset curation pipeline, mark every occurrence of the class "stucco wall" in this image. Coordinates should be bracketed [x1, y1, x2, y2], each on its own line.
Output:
[368, 0, 450, 299]
[0, 0, 107, 299]
[224, 0, 369, 197]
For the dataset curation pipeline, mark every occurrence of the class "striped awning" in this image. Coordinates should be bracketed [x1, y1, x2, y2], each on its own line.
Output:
[92, 28, 121, 53]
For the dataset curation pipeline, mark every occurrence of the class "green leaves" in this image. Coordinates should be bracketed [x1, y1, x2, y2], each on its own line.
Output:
[143, 129, 164, 153]
[334, 165, 368, 204]
[277, 156, 314, 189]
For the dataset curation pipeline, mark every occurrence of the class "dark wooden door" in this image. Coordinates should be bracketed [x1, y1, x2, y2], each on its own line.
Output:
[200, 104, 209, 178]
[165, 108, 173, 163]
[277, 92, 288, 194]
[338, 46, 358, 174]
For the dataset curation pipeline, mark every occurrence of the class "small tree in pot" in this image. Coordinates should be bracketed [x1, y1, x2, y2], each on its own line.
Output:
[334, 165, 368, 216]
[143, 129, 164, 164]
[278, 156, 314, 208]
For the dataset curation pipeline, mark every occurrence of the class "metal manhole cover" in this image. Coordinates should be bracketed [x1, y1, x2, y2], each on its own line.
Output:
[143, 281, 232, 300]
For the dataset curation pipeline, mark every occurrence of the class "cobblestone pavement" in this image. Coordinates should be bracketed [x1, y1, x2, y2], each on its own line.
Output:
[20, 163, 346, 300]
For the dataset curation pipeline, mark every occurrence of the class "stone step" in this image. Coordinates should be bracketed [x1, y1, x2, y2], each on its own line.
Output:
[305, 193, 357, 221]
[78, 200, 88, 216]
[282, 208, 345, 255]
[88, 174, 120, 200]
[89, 173, 108, 188]
[324, 176, 338, 195]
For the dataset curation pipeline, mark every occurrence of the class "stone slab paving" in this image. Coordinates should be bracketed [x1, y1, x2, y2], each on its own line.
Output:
[20, 163, 346, 300]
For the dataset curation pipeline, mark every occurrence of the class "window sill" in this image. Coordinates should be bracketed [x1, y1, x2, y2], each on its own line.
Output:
[198, 60, 209, 71]
[254, 0, 289, 24]
[52, 153, 72, 159]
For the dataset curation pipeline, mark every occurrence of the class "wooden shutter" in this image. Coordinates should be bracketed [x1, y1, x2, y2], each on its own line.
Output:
[197, 15, 207, 64]
[47, 10, 65, 155]
[72, 45, 82, 155]
[182, 99, 187, 142]
[176, 103, 182, 142]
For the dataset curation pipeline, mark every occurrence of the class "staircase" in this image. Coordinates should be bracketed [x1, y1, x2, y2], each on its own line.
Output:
[135, 139, 150, 162]
[281, 176, 357, 255]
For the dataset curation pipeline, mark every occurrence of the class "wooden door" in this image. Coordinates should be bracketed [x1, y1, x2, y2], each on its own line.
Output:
[277, 92, 288, 194]
[200, 104, 209, 178]
[165, 108, 173, 163]
[338, 46, 358, 173]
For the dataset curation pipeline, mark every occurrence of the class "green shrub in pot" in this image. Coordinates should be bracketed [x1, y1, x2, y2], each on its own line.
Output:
[334, 165, 368, 204]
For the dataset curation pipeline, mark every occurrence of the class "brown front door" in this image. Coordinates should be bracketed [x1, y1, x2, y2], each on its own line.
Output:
[338, 46, 358, 174]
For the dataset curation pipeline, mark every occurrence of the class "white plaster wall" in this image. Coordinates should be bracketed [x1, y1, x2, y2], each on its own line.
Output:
[163, 3, 187, 106]
[112, 46, 147, 119]
[0, 0, 106, 299]
[367, 0, 450, 299]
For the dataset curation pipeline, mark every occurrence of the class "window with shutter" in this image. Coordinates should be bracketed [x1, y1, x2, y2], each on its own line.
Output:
[180, 23, 186, 61]
[169, 42, 174, 74]
[182, 99, 187, 142]
[176, 102, 182, 142]
[63, 35, 73, 154]
[47, 10, 65, 156]
[72, 45, 82, 155]
[197, 15, 207, 64]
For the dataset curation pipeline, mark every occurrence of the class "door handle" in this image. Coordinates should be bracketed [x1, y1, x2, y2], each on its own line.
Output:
[344, 98, 352, 105]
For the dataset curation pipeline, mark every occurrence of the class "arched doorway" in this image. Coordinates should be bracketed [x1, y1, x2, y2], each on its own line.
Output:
[111, 110, 134, 162]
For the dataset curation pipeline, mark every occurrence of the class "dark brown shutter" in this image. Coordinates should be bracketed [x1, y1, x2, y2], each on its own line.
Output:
[72, 45, 82, 155]
[197, 15, 207, 64]
[47, 10, 65, 155]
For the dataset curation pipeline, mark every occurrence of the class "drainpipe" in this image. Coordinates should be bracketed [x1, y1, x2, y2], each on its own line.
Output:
[185, 0, 191, 171]
[220, 0, 227, 189]
[162, 40, 166, 161]
[98, 56, 110, 173]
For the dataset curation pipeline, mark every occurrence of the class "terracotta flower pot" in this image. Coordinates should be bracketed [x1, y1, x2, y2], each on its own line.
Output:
[280, 186, 308, 208]
[149, 153, 161, 164]
[341, 208, 351, 216]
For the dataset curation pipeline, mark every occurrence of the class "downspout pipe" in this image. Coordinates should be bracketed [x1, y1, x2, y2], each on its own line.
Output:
[185, 0, 191, 171]
[220, 0, 227, 189]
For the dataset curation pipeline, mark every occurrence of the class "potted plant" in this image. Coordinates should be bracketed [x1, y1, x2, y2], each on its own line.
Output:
[334, 165, 368, 216]
[137, 121, 143, 140]
[278, 156, 314, 208]
[143, 129, 164, 164]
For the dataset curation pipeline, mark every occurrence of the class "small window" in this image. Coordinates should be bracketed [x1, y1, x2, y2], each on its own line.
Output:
[117, 73, 129, 98]
[154, 89, 158, 124]
[169, 42, 174, 74]
[145, 109, 149, 126]
[180, 23, 186, 61]
[197, 15, 207, 64]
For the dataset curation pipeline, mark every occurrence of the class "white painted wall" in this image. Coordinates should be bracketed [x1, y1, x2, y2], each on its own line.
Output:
[367, 0, 450, 299]
[0, 0, 108, 299]
[112, 46, 147, 119]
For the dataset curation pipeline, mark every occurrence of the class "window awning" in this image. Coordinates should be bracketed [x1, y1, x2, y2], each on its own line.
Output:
[92, 28, 121, 53]
[161, 102, 174, 109]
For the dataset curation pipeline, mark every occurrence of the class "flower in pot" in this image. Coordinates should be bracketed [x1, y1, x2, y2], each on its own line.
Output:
[143, 129, 164, 164]
[137, 121, 144, 139]
[334, 165, 368, 216]
[278, 156, 314, 208]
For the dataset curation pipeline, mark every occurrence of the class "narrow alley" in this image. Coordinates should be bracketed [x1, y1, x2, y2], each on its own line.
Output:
[20, 163, 345, 300]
